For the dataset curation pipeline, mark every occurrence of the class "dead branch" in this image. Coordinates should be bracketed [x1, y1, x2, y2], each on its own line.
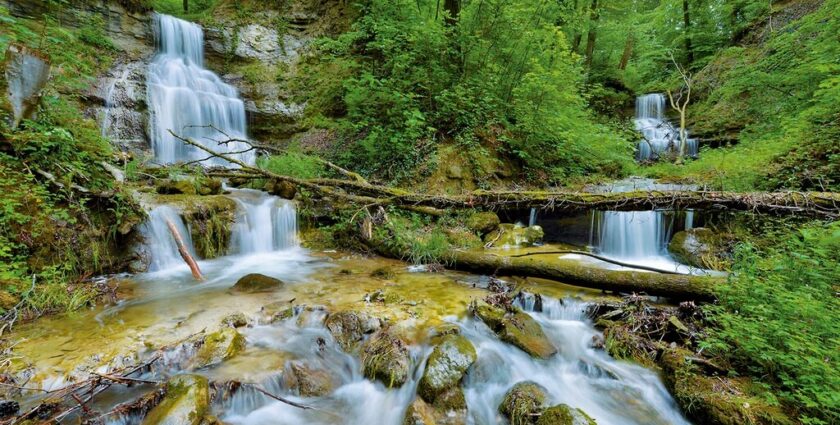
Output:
[165, 219, 204, 281]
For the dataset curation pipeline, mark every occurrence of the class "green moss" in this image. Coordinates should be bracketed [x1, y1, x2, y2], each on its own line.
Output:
[362, 329, 410, 387]
[499, 381, 547, 425]
[231, 273, 284, 293]
[142, 374, 209, 425]
[418, 334, 476, 402]
[192, 328, 246, 369]
[473, 303, 557, 359]
[536, 404, 596, 425]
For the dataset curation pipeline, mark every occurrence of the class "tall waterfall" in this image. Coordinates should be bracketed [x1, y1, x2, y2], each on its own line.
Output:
[141, 206, 198, 272]
[635, 94, 698, 161]
[147, 14, 254, 166]
[229, 189, 298, 254]
[590, 211, 673, 260]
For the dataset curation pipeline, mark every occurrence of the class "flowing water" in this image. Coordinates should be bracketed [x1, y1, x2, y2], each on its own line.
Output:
[229, 189, 299, 254]
[147, 14, 254, 165]
[635, 94, 698, 161]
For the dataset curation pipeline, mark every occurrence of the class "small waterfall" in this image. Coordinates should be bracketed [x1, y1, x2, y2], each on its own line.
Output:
[528, 207, 538, 227]
[635, 94, 698, 161]
[590, 210, 671, 260]
[141, 206, 198, 271]
[229, 189, 298, 254]
[147, 14, 254, 166]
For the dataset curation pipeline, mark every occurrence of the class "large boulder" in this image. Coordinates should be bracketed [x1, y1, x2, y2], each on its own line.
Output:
[472, 303, 557, 359]
[668, 227, 729, 270]
[142, 375, 209, 425]
[192, 328, 246, 369]
[536, 404, 597, 425]
[418, 335, 476, 403]
[263, 179, 297, 200]
[324, 310, 380, 350]
[283, 361, 335, 397]
[361, 329, 410, 387]
[466, 211, 500, 235]
[499, 381, 547, 425]
[484, 224, 544, 248]
[231, 273, 284, 293]
[403, 398, 438, 425]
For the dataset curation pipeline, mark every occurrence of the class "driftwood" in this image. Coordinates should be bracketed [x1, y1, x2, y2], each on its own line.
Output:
[504, 250, 686, 275]
[171, 131, 840, 219]
[165, 219, 204, 281]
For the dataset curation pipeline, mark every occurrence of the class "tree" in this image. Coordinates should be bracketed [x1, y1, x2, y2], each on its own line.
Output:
[584, 0, 599, 68]
[183, 0, 188, 12]
[666, 53, 693, 162]
[682, 0, 693, 64]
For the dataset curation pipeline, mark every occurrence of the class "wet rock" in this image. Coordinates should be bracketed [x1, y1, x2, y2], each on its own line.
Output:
[156, 177, 222, 196]
[370, 267, 396, 279]
[142, 374, 209, 425]
[669, 228, 729, 269]
[263, 179, 297, 200]
[261, 301, 295, 323]
[0, 399, 19, 419]
[4, 44, 50, 129]
[536, 404, 597, 425]
[232, 273, 284, 293]
[499, 381, 547, 425]
[472, 303, 557, 359]
[325, 310, 381, 346]
[361, 329, 410, 387]
[283, 361, 335, 397]
[404, 398, 438, 425]
[192, 328, 246, 369]
[220, 313, 248, 328]
[466, 211, 501, 235]
[200, 415, 226, 425]
[432, 386, 467, 412]
[418, 335, 476, 403]
[484, 224, 544, 247]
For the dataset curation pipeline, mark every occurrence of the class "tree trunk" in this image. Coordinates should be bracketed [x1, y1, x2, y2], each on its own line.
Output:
[183, 0, 188, 12]
[166, 220, 203, 281]
[618, 33, 634, 70]
[443, 0, 460, 26]
[584, 0, 599, 68]
[683, 0, 693, 64]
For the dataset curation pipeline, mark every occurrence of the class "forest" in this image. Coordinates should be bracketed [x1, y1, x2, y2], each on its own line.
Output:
[0, 0, 837, 424]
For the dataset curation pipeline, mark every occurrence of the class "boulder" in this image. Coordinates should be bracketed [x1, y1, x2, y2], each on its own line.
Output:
[472, 303, 557, 359]
[361, 329, 410, 387]
[0, 400, 19, 419]
[156, 177, 222, 196]
[499, 381, 547, 425]
[536, 404, 597, 425]
[669, 228, 729, 269]
[325, 311, 380, 350]
[465, 211, 501, 235]
[404, 398, 438, 425]
[263, 179, 297, 200]
[418, 335, 476, 403]
[220, 313, 248, 328]
[192, 328, 246, 369]
[231, 273, 284, 293]
[283, 361, 335, 397]
[4, 44, 50, 128]
[484, 224, 544, 247]
[142, 375, 209, 425]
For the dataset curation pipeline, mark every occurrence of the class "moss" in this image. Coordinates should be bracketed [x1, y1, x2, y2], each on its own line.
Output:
[465, 211, 500, 235]
[231, 273, 284, 293]
[142, 375, 209, 425]
[473, 303, 557, 359]
[536, 404, 597, 425]
[431, 387, 467, 412]
[499, 381, 547, 425]
[602, 324, 658, 368]
[371, 267, 396, 279]
[361, 328, 410, 387]
[403, 398, 438, 425]
[418, 334, 476, 402]
[192, 328, 246, 369]
[324, 310, 366, 350]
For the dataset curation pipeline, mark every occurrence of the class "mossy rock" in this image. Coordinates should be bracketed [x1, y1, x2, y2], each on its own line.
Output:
[142, 374, 209, 425]
[361, 328, 410, 387]
[465, 211, 501, 235]
[499, 381, 547, 425]
[325, 311, 365, 350]
[220, 313, 248, 328]
[192, 328, 246, 369]
[431, 386, 467, 412]
[231, 273, 284, 293]
[284, 361, 335, 397]
[263, 179, 297, 200]
[536, 404, 597, 425]
[403, 398, 438, 425]
[659, 348, 793, 425]
[668, 228, 730, 270]
[418, 334, 476, 403]
[484, 224, 544, 247]
[262, 301, 295, 323]
[473, 303, 557, 359]
[156, 177, 221, 196]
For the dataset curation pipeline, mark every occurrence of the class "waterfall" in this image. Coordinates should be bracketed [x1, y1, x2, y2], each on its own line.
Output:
[141, 206, 198, 272]
[229, 189, 298, 254]
[635, 94, 698, 161]
[590, 210, 672, 260]
[147, 14, 254, 166]
[528, 207, 538, 227]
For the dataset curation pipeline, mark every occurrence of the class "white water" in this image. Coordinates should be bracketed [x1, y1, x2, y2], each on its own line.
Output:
[590, 210, 672, 260]
[140, 206, 198, 272]
[147, 14, 254, 166]
[528, 207, 538, 227]
[635, 94, 698, 161]
[229, 189, 298, 254]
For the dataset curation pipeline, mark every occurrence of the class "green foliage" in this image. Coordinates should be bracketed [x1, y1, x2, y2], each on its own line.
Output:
[258, 152, 326, 179]
[701, 222, 840, 423]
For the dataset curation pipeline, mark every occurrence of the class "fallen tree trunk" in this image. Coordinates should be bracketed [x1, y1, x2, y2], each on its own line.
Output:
[449, 250, 722, 300]
[166, 219, 204, 281]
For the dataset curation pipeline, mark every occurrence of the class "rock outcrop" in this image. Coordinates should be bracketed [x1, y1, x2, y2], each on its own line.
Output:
[141, 374, 209, 425]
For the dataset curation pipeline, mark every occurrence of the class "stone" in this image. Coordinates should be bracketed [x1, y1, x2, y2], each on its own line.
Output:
[668, 227, 728, 269]
[465, 211, 501, 235]
[361, 329, 410, 387]
[536, 404, 597, 425]
[325, 311, 365, 350]
[156, 177, 222, 196]
[404, 398, 438, 425]
[418, 335, 476, 403]
[499, 381, 547, 425]
[231, 273, 284, 293]
[4, 44, 50, 128]
[192, 328, 246, 369]
[484, 224, 544, 247]
[220, 313, 248, 328]
[473, 303, 557, 359]
[283, 361, 335, 397]
[142, 374, 209, 425]
[98, 59, 150, 157]
[263, 179, 297, 200]
[0, 399, 19, 419]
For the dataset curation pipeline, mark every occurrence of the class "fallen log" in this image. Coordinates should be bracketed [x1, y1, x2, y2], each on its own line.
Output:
[448, 250, 722, 300]
[165, 219, 204, 281]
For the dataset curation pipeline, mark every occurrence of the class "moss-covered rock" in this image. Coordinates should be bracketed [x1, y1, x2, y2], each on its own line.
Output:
[361, 328, 410, 387]
[263, 179, 297, 200]
[162, 194, 236, 260]
[192, 328, 246, 369]
[418, 334, 476, 403]
[142, 374, 209, 425]
[220, 313, 248, 328]
[231, 273, 284, 293]
[473, 303, 557, 359]
[404, 398, 438, 425]
[156, 177, 222, 196]
[536, 404, 597, 425]
[499, 381, 547, 425]
[465, 211, 501, 235]
[484, 224, 544, 247]
[283, 361, 335, 397]
[324, 310, 380, 350]
[668, 228, 730, 270]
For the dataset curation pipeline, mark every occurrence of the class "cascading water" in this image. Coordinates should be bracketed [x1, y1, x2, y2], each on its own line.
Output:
[228, 189, 299, 254]
[140, 205, 198, 272]
[589, 210, 672, 260]
[635, 94, 698, 161]
[147, 14, 254, 165]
